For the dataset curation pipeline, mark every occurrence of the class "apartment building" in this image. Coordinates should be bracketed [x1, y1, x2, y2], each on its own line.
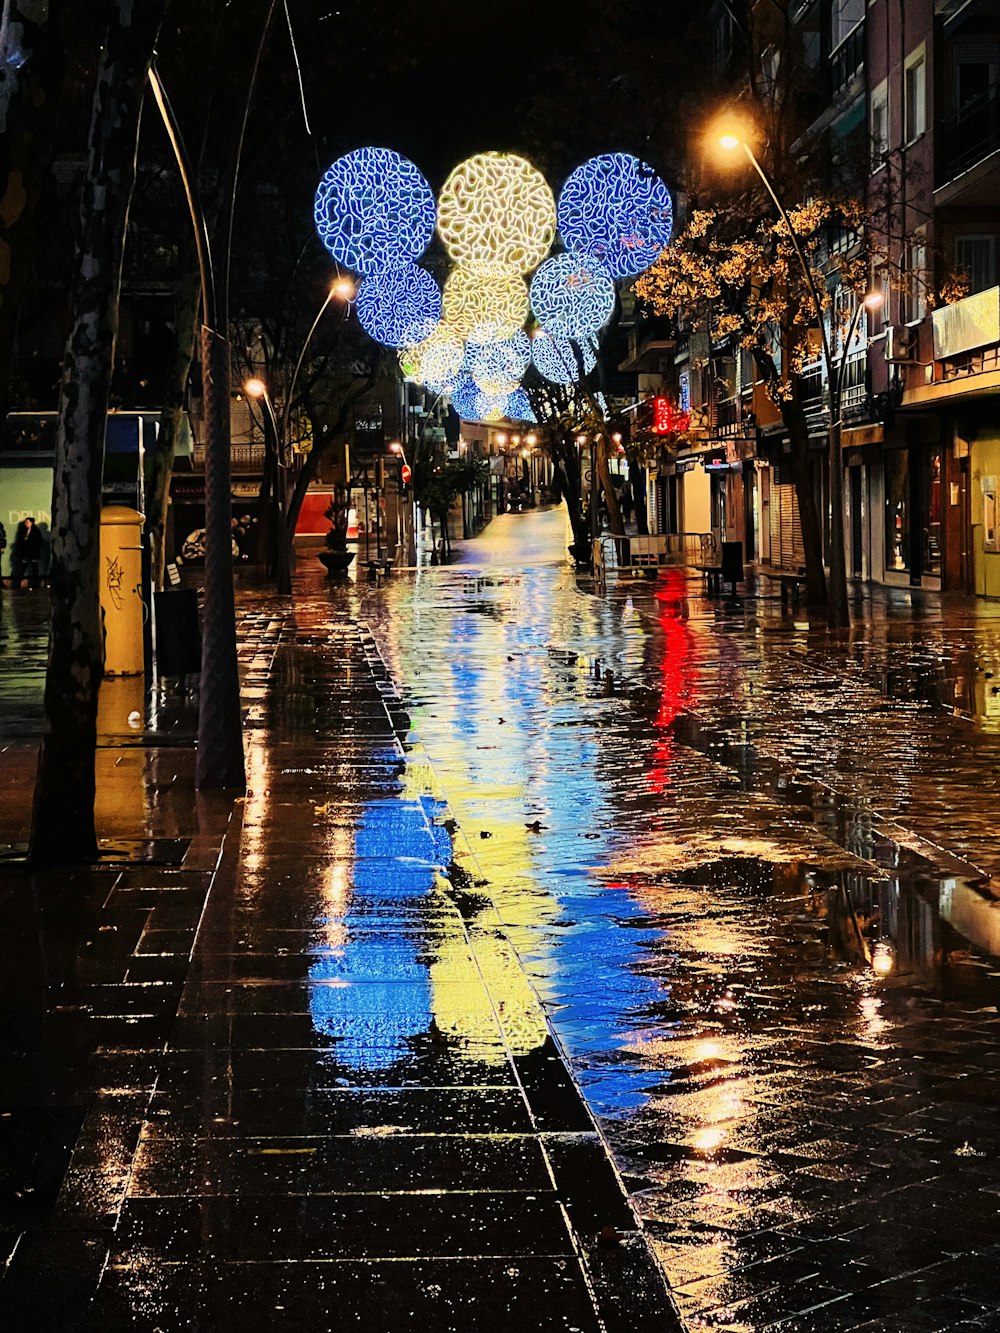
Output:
[654, 0, 1000, 598]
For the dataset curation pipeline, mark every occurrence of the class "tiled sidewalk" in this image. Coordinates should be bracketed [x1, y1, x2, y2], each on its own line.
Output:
[0, 593, 678, 1331]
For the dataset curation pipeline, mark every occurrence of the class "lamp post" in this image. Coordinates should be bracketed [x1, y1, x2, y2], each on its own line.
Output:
[276, 276, 356, 595]
[243, 376, 288, 588]
[148, 65, 245, 789]
[717, 130, 880, 629]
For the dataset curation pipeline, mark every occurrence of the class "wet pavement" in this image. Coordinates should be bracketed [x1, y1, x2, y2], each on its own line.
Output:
[6, 513, 1000, 1328]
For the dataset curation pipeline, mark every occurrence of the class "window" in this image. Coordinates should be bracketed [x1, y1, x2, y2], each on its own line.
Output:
[955, 235, 998, 295]
[904, 47, 927, 142]
[903, 238, 928, 324]
[831, 0, 864, 49]
[871, 79, 889, 168]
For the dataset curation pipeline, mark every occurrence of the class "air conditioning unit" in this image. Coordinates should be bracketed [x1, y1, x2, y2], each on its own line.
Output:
[884, 324, 917, 362]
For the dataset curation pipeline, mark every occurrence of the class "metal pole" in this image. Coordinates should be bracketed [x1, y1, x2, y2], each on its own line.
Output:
[740, 140, 849, 629]
[148, 65, 245, 789]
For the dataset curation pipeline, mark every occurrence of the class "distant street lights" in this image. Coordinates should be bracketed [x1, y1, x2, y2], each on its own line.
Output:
[716, 126, 881, 629]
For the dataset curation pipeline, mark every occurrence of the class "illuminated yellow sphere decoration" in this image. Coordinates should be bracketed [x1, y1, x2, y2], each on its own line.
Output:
[437, 152, 556, 273]
[441, 263, 529, 342]
[400, 324, 465, 393]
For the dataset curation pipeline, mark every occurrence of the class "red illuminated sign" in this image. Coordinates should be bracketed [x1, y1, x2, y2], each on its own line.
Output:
[400, 464, 412, 484]
[651, 396, 690, 436]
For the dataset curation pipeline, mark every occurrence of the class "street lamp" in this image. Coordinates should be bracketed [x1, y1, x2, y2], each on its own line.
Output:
[273, 276, 356, 594]
[244, 377, 289, 587]
[716, 127, 875, 628]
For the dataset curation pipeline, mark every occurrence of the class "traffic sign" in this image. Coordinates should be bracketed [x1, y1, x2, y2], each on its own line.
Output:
[400, 463, 412, 485]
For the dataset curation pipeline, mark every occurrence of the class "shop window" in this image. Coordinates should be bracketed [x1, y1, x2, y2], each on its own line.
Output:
[984, 477, 999, 554]
[925, 450, 942, 577]
[885, 450, 910, 572]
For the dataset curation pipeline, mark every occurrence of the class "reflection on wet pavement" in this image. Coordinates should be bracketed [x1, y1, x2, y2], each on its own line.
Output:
[360, 513, 1000, 1330]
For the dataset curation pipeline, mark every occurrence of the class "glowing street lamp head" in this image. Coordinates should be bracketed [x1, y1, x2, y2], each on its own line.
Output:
[331, 276, 357, 302]
[244, 377, 267, 399]
[863, 290, 884, 312]
[718, 134, 741, 152]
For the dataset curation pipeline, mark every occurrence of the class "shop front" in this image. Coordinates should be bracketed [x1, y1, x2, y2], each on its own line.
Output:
[881, 417, 943, 589]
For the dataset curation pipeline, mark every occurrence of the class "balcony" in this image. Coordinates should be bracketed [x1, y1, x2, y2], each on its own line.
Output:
[831, 22, 864, 100]
[800, 351, 871, 433]
[192, 442, 267, 473]
[939, 84, 1000, 184]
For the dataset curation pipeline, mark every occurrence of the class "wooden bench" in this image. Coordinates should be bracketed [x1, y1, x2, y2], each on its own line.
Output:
[759, 570, 809, 610]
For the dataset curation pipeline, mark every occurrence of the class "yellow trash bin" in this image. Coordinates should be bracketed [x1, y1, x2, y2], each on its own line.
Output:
[99, 505, 146, 676]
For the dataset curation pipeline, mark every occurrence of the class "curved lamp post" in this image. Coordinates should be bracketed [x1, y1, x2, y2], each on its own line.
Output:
[148, 65, 245, 789]
[718, 130, 881, 629]
[276, 277, 356, 594]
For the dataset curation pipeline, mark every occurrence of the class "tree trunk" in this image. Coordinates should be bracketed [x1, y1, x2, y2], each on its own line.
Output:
[0, 0, 71, 420]
[782, 393, 828, 607]
[29, 0, 169, 864]
[147, 256, 200, 588]
[597, 436, 624, 536]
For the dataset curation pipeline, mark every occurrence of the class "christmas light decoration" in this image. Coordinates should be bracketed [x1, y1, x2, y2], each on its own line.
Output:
[467, 330, 532, 395]
[356, 261, 441, 349]
[314, 147, 436, 274]
[441, 263, 529, 342]
[557, 152, 673, 280]
[437, 152, 556, 272]
[529, 252, 615, 338]
[530, 331, 596, 385]
[504, 387, 537, 423]
[401, 325, 465, 392]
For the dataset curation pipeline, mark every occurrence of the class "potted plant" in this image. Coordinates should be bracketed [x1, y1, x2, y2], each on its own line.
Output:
[317, 484, 355, 577]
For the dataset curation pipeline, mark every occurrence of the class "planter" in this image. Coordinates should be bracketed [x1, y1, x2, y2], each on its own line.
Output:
[318, 549, 355, 577]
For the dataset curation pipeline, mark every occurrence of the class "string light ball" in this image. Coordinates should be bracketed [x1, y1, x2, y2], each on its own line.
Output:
[504, 387, 537, 423]
[450, 374, 486, 421]
[441, 263, 529, 342]
[401, 325, 465, 392]
[437, 152, 556, 273]
[557, 152, 673, 280]
[529, 252, 615, 338]
[356, 261, 441, 349]
[467, 330, 531, 395]
[314, 147, 436, 275]
[530, 331, 596, 385]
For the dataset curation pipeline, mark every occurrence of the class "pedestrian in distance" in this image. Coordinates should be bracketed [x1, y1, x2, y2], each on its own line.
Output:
[0, 520, 6, 586]
[620, 482, 633, 527]
[11, 516, 43, 589]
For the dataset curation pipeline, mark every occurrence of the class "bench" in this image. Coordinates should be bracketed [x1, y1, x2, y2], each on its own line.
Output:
[694, 564, 723, 596]
[759, 570, 809, 610]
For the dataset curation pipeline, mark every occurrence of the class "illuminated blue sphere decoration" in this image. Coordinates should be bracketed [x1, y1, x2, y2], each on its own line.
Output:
[450, 375, 483, 421]
[557, 153, 673, 280]
[504, 387, 537, 423]
[529, 252, 615, 338]
[314, 147, 436, 275]
[356, 262, 441, 349]
[466, 330, 531, 394]
[530, 331, 596, 385]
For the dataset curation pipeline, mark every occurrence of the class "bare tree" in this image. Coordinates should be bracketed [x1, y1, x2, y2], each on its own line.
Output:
[30, 0, 169, 863]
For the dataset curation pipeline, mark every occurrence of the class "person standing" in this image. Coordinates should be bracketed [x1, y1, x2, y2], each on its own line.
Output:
[0, 521, 6, 586]
[11, 517, 43, 589]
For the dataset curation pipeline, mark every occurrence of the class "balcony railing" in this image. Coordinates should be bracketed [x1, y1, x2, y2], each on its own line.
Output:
[831, 22, 865, 99]
[800, 351, 870, 432]
[940, 84, 1000, 183]
[192, 442, 267, 473]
